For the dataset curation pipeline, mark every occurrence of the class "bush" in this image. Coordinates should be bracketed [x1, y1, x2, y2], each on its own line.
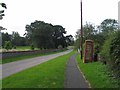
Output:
[13, 45, 16, 49]
[110, 31, 120, 78]
[31, 44, 34, 50]
[100, 32, 116, 64]
[4, 41, 12, 50]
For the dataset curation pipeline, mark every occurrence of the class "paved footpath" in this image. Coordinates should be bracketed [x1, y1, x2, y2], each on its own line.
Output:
[0, 50, 72, 79]
[64, 54, 89, 88]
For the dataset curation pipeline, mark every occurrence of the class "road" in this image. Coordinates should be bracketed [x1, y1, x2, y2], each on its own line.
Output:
[0, 50, 72, 79]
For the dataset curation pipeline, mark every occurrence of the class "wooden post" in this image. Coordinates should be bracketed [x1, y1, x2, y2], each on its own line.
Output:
[80, 0, 83, 59]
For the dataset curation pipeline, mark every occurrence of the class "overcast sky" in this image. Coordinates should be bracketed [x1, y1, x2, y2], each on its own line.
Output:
[0, 0, 120, 37]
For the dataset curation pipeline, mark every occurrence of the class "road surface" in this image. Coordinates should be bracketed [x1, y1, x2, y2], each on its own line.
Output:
[0, 50, 72, 79]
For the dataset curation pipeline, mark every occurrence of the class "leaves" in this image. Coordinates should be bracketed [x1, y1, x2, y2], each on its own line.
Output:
[25, 20, 73, 49]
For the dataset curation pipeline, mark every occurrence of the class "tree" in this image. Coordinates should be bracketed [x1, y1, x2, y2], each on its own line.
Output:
[83, 22, 95, 41]
[4, 41, 12, 50]
[2, 32, 11, 47]
[52, 25, 67, 48]
[65, 35, 74, 46]
[0, 3, 7, 20]
[98, 19, 118, 38]
[11, 31, 21, 46]
[25, 20, 71, 49]
[25, 20, 55, 49]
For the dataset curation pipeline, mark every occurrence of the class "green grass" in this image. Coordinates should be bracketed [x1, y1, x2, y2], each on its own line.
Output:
[2, 50, 74, 88]
[1, 49, 67, 64]
[1, 46, 39, 52]
[0, 80, 1, 89]
[16, 46, 39, 51]
[76, 54, 119, 88]
[16, 46, 31, 50]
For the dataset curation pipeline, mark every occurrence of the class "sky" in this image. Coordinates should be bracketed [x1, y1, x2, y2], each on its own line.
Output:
[0, 0, 120, 37]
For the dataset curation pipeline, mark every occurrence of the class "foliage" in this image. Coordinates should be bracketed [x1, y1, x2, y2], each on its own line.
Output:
[98, 19, 118, 40]
[4, 41, 12, 50]
[2, 32, 28, 47]
[109, 31, 120, 78]
[100, 32, 116, 64]
[11, 31, 27, 46]
[2, 32, 11, 47]
[3, 51, 74, 88]
[0, 3, 7, 20]
[31, 44, 34, 50]
[25, 20, 73, 49]
[100, 19, 118, 33]
[83, 22, 95, 41]
[75, 22, 97, 49]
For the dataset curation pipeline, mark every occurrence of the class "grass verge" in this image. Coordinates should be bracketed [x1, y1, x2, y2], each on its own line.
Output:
[1, 49, 67, 64]
[76, 54, 119, 88]
[16, 46, 39, 51]
[2, 50, 74, 88]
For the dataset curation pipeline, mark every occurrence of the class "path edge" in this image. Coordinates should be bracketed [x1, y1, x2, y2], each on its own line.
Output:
[75, 54, 92, 88]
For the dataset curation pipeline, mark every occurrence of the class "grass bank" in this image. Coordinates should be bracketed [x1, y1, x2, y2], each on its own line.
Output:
[2, 50, 74, 88]
[76, 54, 119, 88]
[1, 49, 67, 64]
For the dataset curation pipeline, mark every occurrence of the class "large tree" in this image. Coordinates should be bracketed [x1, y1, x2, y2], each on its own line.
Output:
[25, 20, 72, 49]
[52, 25, 67, 48]
[25, 21, 54, 49]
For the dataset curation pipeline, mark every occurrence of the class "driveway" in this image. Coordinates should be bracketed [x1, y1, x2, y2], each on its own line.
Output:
[0, 50, 72, 79]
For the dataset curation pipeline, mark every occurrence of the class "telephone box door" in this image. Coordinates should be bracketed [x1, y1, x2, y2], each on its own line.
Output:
[84, 40, 94, 63]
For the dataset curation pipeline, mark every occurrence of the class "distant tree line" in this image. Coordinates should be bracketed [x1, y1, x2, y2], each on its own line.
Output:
[25, 20, 74, 49]
[2, 31, 28, 49]
[2, 20, 74, 50]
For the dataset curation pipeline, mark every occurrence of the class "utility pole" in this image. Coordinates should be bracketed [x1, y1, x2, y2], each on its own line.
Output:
[80, 0, 83, 59]
[118, 1, 120, 29]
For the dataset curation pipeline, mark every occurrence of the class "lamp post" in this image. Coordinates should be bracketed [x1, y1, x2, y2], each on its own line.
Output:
[80, 0, 83, 59]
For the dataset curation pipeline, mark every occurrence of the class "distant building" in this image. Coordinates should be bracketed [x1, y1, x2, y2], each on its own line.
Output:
[119, 1, 120, 28]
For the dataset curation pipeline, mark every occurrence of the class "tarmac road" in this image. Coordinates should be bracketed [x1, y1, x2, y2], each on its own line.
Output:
[0, 50, 72, 79]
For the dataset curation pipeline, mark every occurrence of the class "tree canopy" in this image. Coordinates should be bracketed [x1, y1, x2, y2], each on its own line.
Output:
[25, 20, 73, 49]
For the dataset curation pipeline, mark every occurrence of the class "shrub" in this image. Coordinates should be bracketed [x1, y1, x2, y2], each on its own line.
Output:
[100, 32, 116, 64]
[110, 31, 120, 78]
[4, 41, 12, 50]
[31, 44, 34, 50]
[13, 45, 16, 49]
